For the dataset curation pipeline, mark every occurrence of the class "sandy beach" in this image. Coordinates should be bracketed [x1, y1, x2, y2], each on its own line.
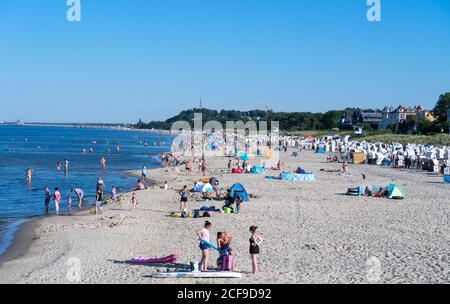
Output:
[0, 149, 448, 284]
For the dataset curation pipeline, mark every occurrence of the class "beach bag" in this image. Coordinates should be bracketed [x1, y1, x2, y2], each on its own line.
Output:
[193, 210, 200, 218]
[221, 255, 233, 271]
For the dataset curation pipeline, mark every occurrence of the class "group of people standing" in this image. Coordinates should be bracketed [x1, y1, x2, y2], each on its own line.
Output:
[43, 186, 83, 215]
[197, 221, 263, 274]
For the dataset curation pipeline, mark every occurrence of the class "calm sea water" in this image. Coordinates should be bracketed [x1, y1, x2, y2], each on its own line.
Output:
[0, 125, 172, 255]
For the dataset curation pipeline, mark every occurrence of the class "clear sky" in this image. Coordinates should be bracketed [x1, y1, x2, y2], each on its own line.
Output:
[0, 0, 449, 123]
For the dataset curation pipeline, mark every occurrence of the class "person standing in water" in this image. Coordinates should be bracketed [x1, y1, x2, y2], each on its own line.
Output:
[64, 159, 69, 172]
[71, 188, 84, 208]
[197, 221, 212, 272]
[25, 168, 33, 183]
[56, 161, 61, 171]
[100, 156, 106, 169]
[249, 226, 263, 275]
[54, 187, 61, 215]
[96, 177, 105, 193]
[67, 196, 72, 215]
[44, 186, 51, 215]
[111, 185, 117, 202]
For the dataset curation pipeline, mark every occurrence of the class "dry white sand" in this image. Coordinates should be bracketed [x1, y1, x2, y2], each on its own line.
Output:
[0, 149, 449, 284]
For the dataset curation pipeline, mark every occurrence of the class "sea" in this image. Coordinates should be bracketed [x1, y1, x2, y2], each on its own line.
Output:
[0, 125, 172, 256]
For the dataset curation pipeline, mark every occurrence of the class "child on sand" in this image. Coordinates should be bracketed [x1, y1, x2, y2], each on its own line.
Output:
[130, 193, 139, 212]
[95, 189, 103, 215]
[249, 226, 263, 275]
[197, 221, 212, 272]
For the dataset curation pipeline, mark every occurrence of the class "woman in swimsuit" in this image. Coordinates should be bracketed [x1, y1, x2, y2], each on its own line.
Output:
[249, 226, 263, 275]
[197, 221, 212, 272]
[179, 185, 190, 211]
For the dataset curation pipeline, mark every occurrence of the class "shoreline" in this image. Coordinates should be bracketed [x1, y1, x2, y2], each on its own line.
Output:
[0, 164, 167, 270]
[0, 219, 36, 268]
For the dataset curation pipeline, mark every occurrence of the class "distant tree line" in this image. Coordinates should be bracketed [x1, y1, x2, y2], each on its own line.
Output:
[134, 92, 450, 134]
[133, 108, 344, 131]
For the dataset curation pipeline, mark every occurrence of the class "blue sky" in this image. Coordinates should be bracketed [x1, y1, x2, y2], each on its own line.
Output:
[0, 0, 449, 123]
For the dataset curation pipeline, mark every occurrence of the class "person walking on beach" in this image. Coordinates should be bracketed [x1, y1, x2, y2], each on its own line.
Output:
[201, 157, 207, 176]
[54, 187, 61, 215]
[44, 186, 51, 215]
[141, 166, 147, 181]
[185, 160, 192, 175]
[197, 221, 212, 272]
[342, 160, 349, 175]
[111, 185, 117, 202]
[95, 189, 103, 215]
[227, 159, 232, 173]
[166, 157, 171, 172]
[179, 185, 191, 211]
[71, 188, 84, 208]
[130, 193, 139, 212]
[249, 226, 263, 275]
[25, 168, 33, 183]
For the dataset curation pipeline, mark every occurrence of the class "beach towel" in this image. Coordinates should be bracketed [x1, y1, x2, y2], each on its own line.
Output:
[280, 172, 315, 181]
[129, 253, 177, 264]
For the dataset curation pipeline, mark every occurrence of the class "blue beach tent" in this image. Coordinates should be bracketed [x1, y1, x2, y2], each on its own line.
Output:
[229, 183, 249, 202]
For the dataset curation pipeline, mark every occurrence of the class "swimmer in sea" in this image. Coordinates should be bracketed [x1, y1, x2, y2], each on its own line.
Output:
[26, 168, 33, 183]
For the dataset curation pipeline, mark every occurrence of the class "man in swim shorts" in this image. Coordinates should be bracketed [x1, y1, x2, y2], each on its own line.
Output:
[44, 186, 51, 215]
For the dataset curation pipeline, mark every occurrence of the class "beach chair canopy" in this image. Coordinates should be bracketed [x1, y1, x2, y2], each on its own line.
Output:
[229, 183, 249, 201]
